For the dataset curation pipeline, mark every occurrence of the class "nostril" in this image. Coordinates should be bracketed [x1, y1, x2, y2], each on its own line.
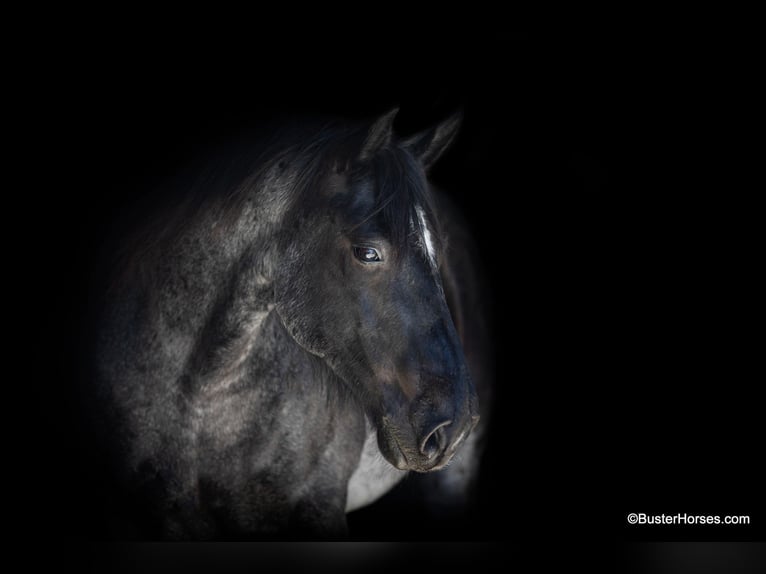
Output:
[421, 433, 440, 459]
[420, 420, 451, 459]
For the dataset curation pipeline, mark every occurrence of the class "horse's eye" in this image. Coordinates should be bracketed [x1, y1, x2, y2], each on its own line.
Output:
[353, 246, 382, 263]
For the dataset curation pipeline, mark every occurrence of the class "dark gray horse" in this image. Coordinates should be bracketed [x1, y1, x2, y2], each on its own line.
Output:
[91, 109, 492, 539]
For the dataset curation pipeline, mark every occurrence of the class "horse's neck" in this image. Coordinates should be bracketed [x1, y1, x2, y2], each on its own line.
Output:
[161, 188, 284, 393]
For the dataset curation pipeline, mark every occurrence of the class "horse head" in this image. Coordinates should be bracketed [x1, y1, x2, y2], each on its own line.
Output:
[274, 109, 479, 472]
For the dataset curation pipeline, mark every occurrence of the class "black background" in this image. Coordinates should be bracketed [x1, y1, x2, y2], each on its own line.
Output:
[15, 15, 763, 571]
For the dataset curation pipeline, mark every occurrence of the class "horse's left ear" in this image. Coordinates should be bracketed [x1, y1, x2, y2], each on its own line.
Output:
[403, 110, 463, 170]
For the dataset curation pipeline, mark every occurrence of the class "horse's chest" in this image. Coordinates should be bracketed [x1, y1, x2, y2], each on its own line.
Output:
[345, 424, 407, 512]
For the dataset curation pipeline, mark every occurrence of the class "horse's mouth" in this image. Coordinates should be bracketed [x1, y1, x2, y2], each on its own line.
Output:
[388, 432, 410, 470]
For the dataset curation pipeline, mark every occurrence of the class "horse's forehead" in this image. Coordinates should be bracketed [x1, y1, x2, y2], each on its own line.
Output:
[340, 176, 374, 211]
[354, 178, 375, 201]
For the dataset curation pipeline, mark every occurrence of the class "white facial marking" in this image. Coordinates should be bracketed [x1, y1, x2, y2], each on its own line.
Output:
[415, 205, 437, 268]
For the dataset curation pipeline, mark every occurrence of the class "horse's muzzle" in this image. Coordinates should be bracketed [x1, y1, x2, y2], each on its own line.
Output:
[378, 408, 480, 473]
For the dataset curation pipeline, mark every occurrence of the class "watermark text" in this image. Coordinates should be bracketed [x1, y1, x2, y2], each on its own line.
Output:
[627, 513, 750, 526]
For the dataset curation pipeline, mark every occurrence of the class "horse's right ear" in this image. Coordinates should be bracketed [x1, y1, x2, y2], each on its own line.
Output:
[359, 108, 399, 161]
[403, 111, 462, 171]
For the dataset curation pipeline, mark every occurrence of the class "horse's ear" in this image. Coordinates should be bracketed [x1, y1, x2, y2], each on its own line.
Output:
[403, 110, 462, 170]
[359, 108, 399, 160]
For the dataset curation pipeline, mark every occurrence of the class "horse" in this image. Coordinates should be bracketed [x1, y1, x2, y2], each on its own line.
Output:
[89, 108, 492, 539]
